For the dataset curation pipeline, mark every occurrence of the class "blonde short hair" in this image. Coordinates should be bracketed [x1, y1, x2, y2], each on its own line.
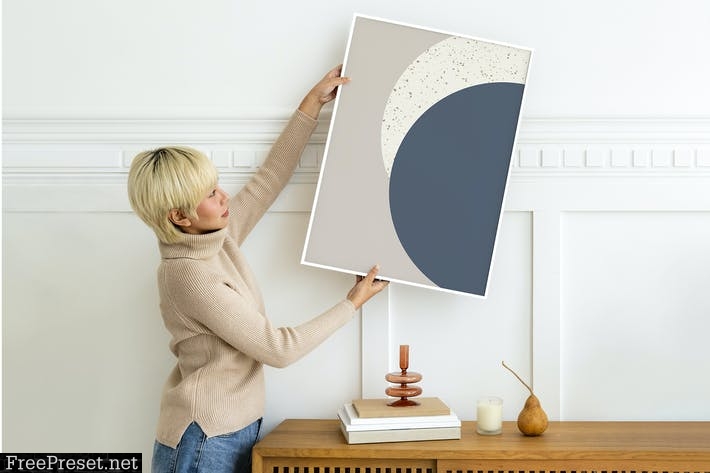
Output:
[127, 146, 218, 244]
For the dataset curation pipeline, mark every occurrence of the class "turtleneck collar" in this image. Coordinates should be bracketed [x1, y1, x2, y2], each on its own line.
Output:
[158, 227, 228, 260]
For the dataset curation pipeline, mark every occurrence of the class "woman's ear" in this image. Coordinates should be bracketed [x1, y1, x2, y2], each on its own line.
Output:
[168, 209, 192, 228]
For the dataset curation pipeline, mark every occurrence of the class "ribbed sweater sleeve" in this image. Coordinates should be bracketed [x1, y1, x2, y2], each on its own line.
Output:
[230, 110, 317, 244]
[161, 259, 355, 368]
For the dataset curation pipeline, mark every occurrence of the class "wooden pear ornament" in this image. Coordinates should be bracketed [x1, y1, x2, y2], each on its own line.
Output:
[502, 361, 548, 436]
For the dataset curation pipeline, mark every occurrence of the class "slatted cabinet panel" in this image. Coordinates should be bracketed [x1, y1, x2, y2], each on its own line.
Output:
[260, 461, 435, 473]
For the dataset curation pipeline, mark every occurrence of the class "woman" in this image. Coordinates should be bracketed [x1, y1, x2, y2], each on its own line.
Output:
[127, 65, 388, 473]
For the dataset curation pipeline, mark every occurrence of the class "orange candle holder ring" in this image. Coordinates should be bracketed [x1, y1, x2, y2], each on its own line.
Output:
[385, 345, 423, 407]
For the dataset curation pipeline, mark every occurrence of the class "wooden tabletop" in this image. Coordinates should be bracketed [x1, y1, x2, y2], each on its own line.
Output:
[253, 419, 710, 461]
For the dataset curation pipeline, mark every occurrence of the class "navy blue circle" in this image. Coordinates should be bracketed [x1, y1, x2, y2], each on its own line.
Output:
[389, 82, 525, 295]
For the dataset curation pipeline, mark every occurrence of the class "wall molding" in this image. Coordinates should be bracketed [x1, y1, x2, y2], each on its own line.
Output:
[4, 116, 710, 176]
[4, 116, 710, 213]
[5, 115, 710, 142]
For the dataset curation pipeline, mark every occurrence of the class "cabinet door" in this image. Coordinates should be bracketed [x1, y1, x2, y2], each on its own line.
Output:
[437, 459, 710, 473]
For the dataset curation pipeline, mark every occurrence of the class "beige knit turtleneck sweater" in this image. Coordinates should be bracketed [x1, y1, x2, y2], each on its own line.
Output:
[154, 110, 356, 448]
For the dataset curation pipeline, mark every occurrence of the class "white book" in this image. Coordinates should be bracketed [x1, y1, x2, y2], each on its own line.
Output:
[338, 405, 461, 432]
[339, 421, 461, 444]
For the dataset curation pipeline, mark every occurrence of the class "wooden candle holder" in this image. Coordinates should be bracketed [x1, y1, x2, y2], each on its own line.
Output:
[385, 345, 422, 407]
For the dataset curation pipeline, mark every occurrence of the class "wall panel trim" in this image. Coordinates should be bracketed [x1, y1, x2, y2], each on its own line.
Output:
[5, 116, 710, 416]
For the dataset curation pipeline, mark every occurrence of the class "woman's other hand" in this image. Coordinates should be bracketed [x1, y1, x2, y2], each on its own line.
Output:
[346, 265, 389, 309]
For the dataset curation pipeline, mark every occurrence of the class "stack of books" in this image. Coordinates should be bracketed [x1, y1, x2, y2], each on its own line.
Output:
[337, 397, 461, 444]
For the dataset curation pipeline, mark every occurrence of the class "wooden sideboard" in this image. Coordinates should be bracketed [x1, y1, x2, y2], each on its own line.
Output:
[252, 419, 710, 473]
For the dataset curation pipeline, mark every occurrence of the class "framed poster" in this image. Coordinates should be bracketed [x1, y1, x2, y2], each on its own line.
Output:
[302, 14, 532, 297]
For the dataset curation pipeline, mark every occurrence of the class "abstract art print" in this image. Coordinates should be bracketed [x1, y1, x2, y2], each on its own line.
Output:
[302, 15, 532, 297]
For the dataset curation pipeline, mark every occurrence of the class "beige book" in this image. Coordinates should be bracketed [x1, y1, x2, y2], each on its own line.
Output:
[351, 397, 450, 418]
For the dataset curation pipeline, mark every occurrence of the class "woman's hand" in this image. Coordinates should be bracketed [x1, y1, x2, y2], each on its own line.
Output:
[298, 65, 350, 119]
[346, 265, 389, 309]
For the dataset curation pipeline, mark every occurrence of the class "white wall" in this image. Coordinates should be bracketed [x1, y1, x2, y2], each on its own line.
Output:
[4, 0, 710, 118]
[3, 0, 710, 467]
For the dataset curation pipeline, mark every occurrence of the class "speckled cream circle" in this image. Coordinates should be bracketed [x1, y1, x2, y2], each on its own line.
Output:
[381, 36, 531, 176]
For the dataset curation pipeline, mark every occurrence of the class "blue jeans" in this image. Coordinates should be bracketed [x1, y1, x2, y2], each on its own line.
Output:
[152, 419, 262, 473]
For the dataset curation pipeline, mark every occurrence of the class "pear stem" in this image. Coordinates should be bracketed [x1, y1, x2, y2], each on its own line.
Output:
[502, 361, 534, 395]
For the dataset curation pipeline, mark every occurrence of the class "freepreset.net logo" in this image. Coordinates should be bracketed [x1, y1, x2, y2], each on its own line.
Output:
[1, 453, 141, 473]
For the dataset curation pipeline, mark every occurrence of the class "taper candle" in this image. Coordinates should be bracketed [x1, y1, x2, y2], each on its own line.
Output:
[399, 345, 409, 371]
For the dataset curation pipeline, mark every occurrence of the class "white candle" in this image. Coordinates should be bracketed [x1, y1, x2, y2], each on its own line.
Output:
[476, 397, 503, 435]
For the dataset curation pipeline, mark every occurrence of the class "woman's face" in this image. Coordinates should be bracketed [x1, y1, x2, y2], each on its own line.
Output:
[181, 186, 231, 235]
